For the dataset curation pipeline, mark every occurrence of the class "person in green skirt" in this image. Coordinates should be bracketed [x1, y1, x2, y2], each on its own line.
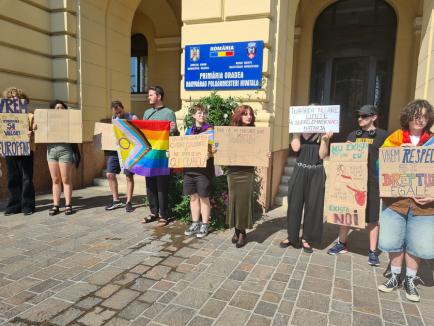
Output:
[225, 105, 269, 248]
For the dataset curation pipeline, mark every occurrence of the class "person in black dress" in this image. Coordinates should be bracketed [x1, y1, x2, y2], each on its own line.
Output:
[280, 132, 332, 253]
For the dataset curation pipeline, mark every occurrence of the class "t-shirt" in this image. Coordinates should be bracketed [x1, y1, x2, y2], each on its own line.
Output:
[346, 128, 389, 183]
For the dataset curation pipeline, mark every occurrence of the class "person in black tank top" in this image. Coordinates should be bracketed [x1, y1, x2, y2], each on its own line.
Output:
[280, 132, 332, 253]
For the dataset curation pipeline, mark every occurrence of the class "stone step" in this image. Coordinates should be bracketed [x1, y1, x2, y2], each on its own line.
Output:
[284, 166, 294, 175]
[278, 184, 288, 194]
[274, 195, 288, 208]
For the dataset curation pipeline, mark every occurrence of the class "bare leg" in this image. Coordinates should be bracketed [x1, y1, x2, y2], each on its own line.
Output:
[389, 252, 405, 269]
[338, 226, 351, 243]
[126, 174, 134, 203]
[367, 222, 379, 251]
[106, 173, 119, 201]
[48, 162, 61, 206]
[404, 252, 419, 271]
[190, 194, 200, 222]
[199, 196, 211, 224]
[59, 163, 73, 205]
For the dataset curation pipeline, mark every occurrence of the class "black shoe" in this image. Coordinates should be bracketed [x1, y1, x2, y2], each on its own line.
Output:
[4, 210, 21, 216]
[125, 202, 134, 213]
[23, 210, 34, 216]
[378, 272, 401, 293]
[236, 231, 246, 248]
[403, 275, 422, 302]
[301, 240, 313, 254]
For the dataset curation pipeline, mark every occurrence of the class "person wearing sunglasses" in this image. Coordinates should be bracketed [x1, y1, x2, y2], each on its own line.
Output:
[327, 105, 389, 267]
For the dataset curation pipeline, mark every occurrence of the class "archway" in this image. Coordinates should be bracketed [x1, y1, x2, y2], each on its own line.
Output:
[310, 0, 397, 139]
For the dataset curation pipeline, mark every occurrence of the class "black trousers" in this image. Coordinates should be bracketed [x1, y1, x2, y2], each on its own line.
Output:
[5, 153, 35, 213]
[145, 175, 170, 218]
[286, 165, 324, 246]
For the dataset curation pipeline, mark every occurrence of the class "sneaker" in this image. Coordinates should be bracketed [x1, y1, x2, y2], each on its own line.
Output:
[196, 223, 209, 238]
[184, 222, 200, 236]
[125, 202, 134, 213]
[368, 250, 380, 266]
[327, 241, 348, 255]
[378, 272, 401, 293]
[403, 276, 421, 302]
[105, 200, 123, 211]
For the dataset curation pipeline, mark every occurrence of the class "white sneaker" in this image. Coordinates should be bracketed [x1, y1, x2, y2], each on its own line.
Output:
[196, 223, 209, 238]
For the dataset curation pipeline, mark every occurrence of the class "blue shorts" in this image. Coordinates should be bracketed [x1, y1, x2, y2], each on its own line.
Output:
[378, 205, 434, 259]
[106, 154, 133, 176]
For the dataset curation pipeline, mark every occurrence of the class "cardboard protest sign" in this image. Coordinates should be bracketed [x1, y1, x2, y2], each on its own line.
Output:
[214, 126, 270, 167]
[379, 146, 434, 197]
[324, 142, 369, 229]
[289, 105, 340, 133]
[0, 113, 30, 156]
[0, 98, 28, 114]
[93, 122, 116, 151]
[168, 134, 209, 168]
[34, 109, 82, 143]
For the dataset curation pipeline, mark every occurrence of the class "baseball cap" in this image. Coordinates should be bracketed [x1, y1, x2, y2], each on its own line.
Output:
[356, 105, 378, 116]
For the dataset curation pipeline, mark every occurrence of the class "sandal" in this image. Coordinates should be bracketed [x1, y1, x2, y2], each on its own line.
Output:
[156, 218, 169, 227]
[141, 214, 157, 224]
[64, 205, 73, 216]
[301, 239, 313, 254]
[49, 205, 60, 216]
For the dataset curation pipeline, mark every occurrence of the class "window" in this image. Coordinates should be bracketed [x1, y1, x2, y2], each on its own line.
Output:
[131, 34, 148, 93]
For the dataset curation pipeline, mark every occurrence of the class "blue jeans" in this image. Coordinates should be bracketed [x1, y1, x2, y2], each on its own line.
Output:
[378, 205, 434, 259]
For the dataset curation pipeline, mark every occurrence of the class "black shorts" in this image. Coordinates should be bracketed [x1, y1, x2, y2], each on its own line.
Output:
[106, 154, 133, 176]
[183, 173, 211, 197]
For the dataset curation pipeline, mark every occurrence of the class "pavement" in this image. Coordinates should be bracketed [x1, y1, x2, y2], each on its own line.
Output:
[0, 187, 433, 326]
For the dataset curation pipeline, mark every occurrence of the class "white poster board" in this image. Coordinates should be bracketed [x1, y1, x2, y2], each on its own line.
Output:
[289, 105, 340, 133]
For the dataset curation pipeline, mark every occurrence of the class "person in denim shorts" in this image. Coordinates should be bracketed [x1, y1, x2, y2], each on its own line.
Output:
[105, 101, 138, 212]
[378, 99, 434, 302]
[46, 100, 76, 216]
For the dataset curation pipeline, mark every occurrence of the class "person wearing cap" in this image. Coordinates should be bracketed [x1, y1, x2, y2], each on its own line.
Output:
[327, 105, 389, 266]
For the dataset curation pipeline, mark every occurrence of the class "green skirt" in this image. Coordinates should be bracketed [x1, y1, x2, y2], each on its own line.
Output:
[226, 167, 254, 230]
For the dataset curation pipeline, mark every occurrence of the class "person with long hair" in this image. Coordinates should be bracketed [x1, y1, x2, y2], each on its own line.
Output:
[280, 116, 332, 253]
[46, 100, 79, 215]
[377, 99, 434, 302]
[225, 105, 268, 248]
[183, 104, 215, 238]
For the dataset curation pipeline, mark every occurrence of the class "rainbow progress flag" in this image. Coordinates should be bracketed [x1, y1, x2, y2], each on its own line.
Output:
[112, 119, 170, 177]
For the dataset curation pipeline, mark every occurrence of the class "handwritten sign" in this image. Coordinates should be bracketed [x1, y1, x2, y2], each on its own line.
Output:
[34, 109, 82, 143]
[324, 143, 369, 229]
[214, 126, 270, 167]
[93, 122, 116, 151]
[168, 134, 209, 168]
[289, 105, 340, 133]
[0, 98, 28, 113]
[379, 146, 434, 197]
[0, 113, 30, 156]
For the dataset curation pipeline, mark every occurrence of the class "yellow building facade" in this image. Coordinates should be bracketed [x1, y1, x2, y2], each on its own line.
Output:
[0, 0, 433, 207]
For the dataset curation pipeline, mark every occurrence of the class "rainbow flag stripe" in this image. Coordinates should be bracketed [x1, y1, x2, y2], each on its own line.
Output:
[113, 119, 170, 177]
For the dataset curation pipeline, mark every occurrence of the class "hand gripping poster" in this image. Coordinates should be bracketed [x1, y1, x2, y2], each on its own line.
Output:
[324, 143, 369, 229]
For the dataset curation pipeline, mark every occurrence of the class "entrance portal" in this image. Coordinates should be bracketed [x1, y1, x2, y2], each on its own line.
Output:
[310, 0, 397, 140]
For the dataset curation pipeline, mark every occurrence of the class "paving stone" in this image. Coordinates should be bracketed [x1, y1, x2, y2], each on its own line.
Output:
[333, 288, 352, 302]
[254, 301, 277, 317]
[174, 247, 197, 258]
[192, 273, 226, 292]
[229, 270, 248, 281]
[94, 284, 121, 299]
[139, 290, 164, 303]
[130, 317, 152, 326]
[283, 288, 299, 301]
[302, 276, 332, 295]
[84, 266, 124, 285]
[130, 278, 156, 292]
[102, 289, 140, 310]
[113, 272, 138, 285]
[5, 291, 36, 305]
[247, 314, 272, 326]
[130, 265, 151, 275]
[213, 288, 236, 301]
[331, 299, 352, 314]
[272, 313, 290, 326]
[145, 265, 171, 280]
[154, 304, 195, 326]
[152, 280, 175, 291]
[240, 279, 267, 292]
[267, 280, 287, 293]
[402, 302, 420, 316]
[278, 300, 294, 315]
[329, 310, 351, 326]
[353, 286, 380, 315]
[406, 315, 425, 326]
[104, 317, 130, 326]
[206, 257, 239, 277]
[171, 280, 190, 293]
[141, 302, 166, 319]
[381, 299, 403, 312]
[173, 287, 210, 309]
[118, 300, 150, 320]
[353, 311, 383, 326]
[296, 291, 330, 313]
[288, 279, 302, 290]
[261, 290, 281, 303]
[28, 279, 62, 293]
[291, 308, 327, 325]
[306, 264, 334, 281]
[334, 277, 351, 290]
[229, 290, 260, 310]
[50, 307, 85, 325]
[157, 290, 177, 304]
[55, 282, 99, 302]
[215, 306, 251, 326]
[383, 308, 406, 325]
[75, 296, 102, 309]
[18, 298, 71, 323]
[78, 306, 116, 326]
[187, 315, 214, 326]
[200, 298, 227, 318]
[250, 265, 274, 280]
